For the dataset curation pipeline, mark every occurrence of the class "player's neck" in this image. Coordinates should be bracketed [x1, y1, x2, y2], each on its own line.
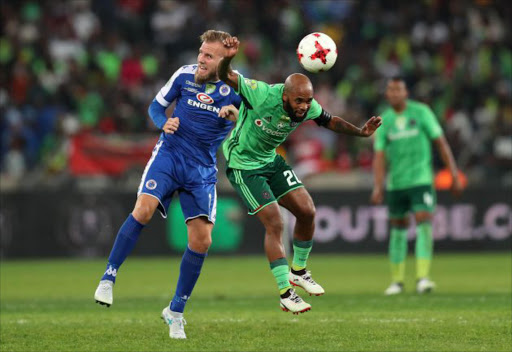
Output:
[392, 101, 407, 113]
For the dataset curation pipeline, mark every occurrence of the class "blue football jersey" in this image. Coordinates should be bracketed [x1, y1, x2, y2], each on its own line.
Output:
[154, 65, 241, 166]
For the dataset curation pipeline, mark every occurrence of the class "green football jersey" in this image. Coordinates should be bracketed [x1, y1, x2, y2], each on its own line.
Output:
[223, 74, 323, 170]
[374, 99, 443, 190]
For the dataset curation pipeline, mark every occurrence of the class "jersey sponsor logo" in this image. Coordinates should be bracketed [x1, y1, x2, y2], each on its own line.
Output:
[146, 179, 157, 190]
[219, 84, 230, 96]
[186, 80, 201, 87]
[244, 78, 258, 90]
[187, 98, 221, 113]
[205, 83, 216, 94]
[388, 129, 419, 140]
[255, 118, 288, 136]
[183, 87, 199, 93]
[196, 93, 214, 104]
[255, 119, 263, 126]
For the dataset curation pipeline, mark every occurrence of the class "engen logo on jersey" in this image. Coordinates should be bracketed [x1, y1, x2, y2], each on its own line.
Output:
[196, 93, 214, 104]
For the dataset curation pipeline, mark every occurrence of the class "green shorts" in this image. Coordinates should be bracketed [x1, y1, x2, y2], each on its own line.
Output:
[226, 155, 304, 215]
[386, 185, 436, 219]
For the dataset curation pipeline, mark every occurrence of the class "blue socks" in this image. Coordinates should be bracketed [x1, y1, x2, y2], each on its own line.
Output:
[101, 214, 145, 283]
[170, 247, 207, 313]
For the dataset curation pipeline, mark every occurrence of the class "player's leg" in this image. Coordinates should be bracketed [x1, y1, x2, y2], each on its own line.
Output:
[256, 204, 311, 314]
[268, 156, 323, 296]
[277, 187, 325, 296]
[385, 189, 410, 295]
[162, 179, 215, 339]
[226, 166, 310, 314]
[412, 185, 437, 293]
[95, 140, 174, 306]
[94, 194, 158, 306]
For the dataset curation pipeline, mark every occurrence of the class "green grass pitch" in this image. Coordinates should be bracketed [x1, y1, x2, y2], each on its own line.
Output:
[1, 253, 510, 351]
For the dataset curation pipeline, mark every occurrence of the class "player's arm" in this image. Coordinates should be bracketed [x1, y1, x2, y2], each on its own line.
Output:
[315, 110, 382, 137]
[218, 36, 240, 91]
[148, 67, 186, 133]
[422, 104, 463, 196]
[371, 151, 386, 204]
[218, 104, 239, 122]
[433, 136, 463, 196]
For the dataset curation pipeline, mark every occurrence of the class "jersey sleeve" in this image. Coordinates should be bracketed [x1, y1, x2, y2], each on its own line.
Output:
[236, 73, 270, 108]
[155, 66, 185, 107]
[231, 91, 242, 109]
[305, 99, 323, 121]
[421, 104, 443, 140]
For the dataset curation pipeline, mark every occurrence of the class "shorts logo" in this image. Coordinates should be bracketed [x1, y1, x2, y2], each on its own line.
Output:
[196, 93, 214, 104]
[205, 83, 216, 94]
[219, 84, 230, 96]
[146, 179, 157, 190]
[255, 119, 263, 126]
[262, 191, 271, 199]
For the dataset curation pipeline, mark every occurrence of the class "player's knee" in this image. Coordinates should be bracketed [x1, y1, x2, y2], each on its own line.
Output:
[390, 218, 409, 228]
[298, 203, 315, 224]
[189, 235, 212, 252]
[415, 212, 432, 223]
[132, 203, 156, 224]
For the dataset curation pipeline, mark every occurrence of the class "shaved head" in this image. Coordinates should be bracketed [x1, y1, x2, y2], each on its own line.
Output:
[282, 73, 314, 122]
[284, 73, 313, 95]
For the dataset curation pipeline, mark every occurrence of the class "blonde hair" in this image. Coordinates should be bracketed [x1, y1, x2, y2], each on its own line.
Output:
[199, 30, 232, 43]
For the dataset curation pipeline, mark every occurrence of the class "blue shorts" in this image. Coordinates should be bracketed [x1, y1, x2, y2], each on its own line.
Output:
[137, 140, 217, 223]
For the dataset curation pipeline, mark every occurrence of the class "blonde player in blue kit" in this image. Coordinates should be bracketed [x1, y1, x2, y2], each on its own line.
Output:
[94, 30, 241, 339]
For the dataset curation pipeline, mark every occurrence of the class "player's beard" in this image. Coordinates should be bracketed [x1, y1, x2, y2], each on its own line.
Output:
[195, 69, 217, 85]
[284, 101, 308, 122]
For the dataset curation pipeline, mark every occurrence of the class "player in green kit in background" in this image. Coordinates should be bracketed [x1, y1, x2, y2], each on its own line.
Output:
[371, 77, 463, 295]
[218, 36, 382, 314]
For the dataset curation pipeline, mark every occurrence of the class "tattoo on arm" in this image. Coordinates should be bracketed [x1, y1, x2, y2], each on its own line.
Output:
[328, 116, 363, 136]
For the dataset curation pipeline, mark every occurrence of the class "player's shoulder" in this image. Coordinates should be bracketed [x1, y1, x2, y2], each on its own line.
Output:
[408, 99, 430, 113]
[170, 65, 198, 80]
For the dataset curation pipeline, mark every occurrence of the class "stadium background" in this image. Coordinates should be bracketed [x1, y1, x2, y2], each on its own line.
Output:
[1, 0, 510, 257]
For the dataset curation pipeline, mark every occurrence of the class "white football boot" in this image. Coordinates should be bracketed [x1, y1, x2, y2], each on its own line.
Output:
[94, 280, 114, 307]
[289, 270, 325, 296]
[384, 282, 404, 295]
[416, 278, 436, 294]
[280, 289, 311, 314]
[161, 306, 187, 339]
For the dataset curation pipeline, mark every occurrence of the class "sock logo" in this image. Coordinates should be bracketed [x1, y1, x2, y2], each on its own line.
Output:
[105, 266, 117, 277]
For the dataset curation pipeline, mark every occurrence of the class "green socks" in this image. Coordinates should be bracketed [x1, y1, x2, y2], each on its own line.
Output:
[270, 258, 291, 295]
[416, 222, 433, 279]
[389, 227, 408, 283]
[291, 239, 313, 271]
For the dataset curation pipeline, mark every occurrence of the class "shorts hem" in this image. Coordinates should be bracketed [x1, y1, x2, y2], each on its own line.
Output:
[185, 214, 215, 224]
[276, 185, 305, 200]
[138, 192, 167, 218]
[248, 200, 278, 215]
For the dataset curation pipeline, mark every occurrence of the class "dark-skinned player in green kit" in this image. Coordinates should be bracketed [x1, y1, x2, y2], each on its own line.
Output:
[371, 77, 463, 296]
[217, 36, 382, 314]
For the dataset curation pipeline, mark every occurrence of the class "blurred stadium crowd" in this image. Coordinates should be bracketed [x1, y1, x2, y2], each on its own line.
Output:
[1, 0, 511, 189]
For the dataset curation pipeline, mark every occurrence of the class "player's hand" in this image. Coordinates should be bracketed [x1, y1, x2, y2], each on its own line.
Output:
[163, 117, 179, 134]
[450, 173, 464, 198]
[360, 116, 382, 137]
[218, 104, 239, 122]
[370, 187, 384, 205]
[223, 36, 239, 59]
